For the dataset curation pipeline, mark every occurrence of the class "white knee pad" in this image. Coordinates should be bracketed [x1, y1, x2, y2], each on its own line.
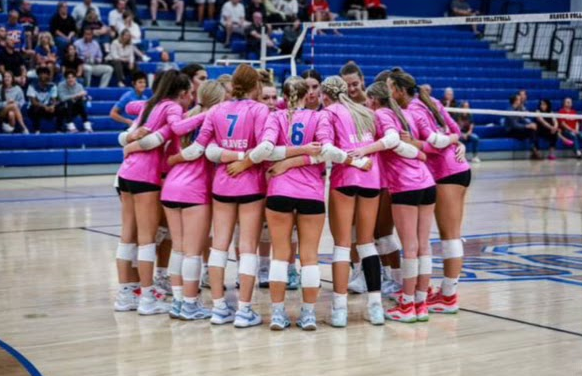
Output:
[233, 225, 240, 247]
[332, 246, 351, 263]
[301, 265, 321, 288]
[131, 245, 138, 268]
[377, 235, 400, 255]
[137, 243, 157, 262]
[182, 256, 202, 282]
[291, 227, 298, 244]
[356, 243, 378, 259]
[208, 247, 228, 269]
[168, 250, 184, 276]
[418, 255, 432, 275]
[351, 225, 357, 244]
[402, 258, 419, 279]
[239, 253, 258, 276]
[442, 239, 464, 259]
[155, 226, 169, 246]
[116, 242, 135, 261]
[260, 222, 271, 243]
[269, 259, 289, 283]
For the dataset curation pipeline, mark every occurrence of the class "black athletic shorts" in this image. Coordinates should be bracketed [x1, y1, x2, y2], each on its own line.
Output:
[161, 200, 201, 209]
[437, 169, 471, 187]
[335, 186, 381, 198]
[266, 195, 325, 215]
[212, 193, 265, 204]
[391, 186, 437, 206]
[118, 176, 161, 194]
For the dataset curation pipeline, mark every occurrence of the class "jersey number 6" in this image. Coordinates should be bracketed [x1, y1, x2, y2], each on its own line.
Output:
[291, 122, 305, 146]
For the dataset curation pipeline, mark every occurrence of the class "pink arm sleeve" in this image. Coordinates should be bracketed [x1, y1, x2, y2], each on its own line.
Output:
[125, 100, 146, 116]
[261, 111, 280, 144]
[171, 112, 206, 136]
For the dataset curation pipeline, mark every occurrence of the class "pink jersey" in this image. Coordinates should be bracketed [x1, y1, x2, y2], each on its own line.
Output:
[118, 100, 183, 185]
[261, 109, 331, 201]
[196, 99, 270, 197]
[375, 108, 435, 194]
[408, 98, 470, 181]
[161, 113, 213, 204]
[325, 103, 381, 190]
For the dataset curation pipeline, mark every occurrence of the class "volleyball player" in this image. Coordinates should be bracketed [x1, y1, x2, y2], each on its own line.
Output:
[340, 62, 367, 105]
[301, 69, 324, 111]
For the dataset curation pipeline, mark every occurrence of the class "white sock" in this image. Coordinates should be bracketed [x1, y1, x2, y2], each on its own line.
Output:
[302, 303, 315, 311]
[415, 290, 428, 303]
[402, 293, 414, 304]
[272, 302, 285, 311]
[383, 266, 391, 279]
[238, 301, 251, 311]
[129, 282, 140, 290]
[184, 296, 198, 304]
[367, 291, 382, 306]
[171, 286, 183, 301]
[333, 293, 348, 309]
[441, 277, 459, 297]
[392, 268, 402, 284]
[259, 256, 270, 269]
[213, 297, 226, 308]
[156, 267, 167, 277]
[119, 283, 133, 292]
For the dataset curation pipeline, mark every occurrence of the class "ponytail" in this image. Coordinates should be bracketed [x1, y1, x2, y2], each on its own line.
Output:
[366, 81, 411, 133]
[283, 76, 308, 139]
[181, 80, 225, 149]
[417, 87, 448, 131]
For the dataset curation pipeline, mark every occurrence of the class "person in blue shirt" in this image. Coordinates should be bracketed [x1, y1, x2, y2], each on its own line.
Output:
[109, 71, 149, 126]
[5, 10, 27, 53]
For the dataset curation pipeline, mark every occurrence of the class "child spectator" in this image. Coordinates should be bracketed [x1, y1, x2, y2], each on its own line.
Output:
[72, 0, 102, 30]
[0, 39, 27, 87]
[109, 71, 149, 126]
[0, 71, 29, 134]
[457, 101, 480, 163]
[74, 27, 114, 87]
[27, 67, 61, 134]
[57, 70, 92, 132]
[35, 32, 60, 81]
[50, 2, 78, 53]
[558, 97, 582, 159]
[107, 30, 136, 87]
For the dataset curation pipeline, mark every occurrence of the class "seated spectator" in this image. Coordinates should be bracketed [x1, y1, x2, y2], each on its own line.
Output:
[18, 1, 38, 51]
[123, 0, 142, 25]
[5, 10, 28, 53]
[196, 0, 216, 25]
[108, 0, 127, 38]
[310, 0, 337, 22]
[558, 97, 582, 159]
[0, 27, 8, 54]
[72, 0, 102, 30]
[450, 0, 481, 37]
[263, 0, 287, 24]
[74, 27, 114, 88]
[157, 51, 180, 71]
[150, 0, 184, 26]
[246, 0, 267, 22]
[279, 19, 303, 58]
[107, 30, 136, 87]
[419, 83, 432, 97]
[51, 2, 78, 54]
[345, 0, 367, 20]
[0, 39, 27, 87]
[57, 70, 92, 132]
[217, 74, 233, 100]
[81, 8, 112, 53]
[457, 101, 480, 163]
[504, 94, 541, 159]
[274, 0, 299, 21]
[116, 11, 142, 46]
[61, 43, 85, 83]
[35, 32, 60, 81]
[364, 0, 386, 19]
[109, 71, 149, 126]
[27, 67, 61, 134]
[0, 71, 29, 134]
[221, 0, 247, 47]
[440, 87, 457, 108]
[535, 98, 572, 160]
[246, 12, 277, 58]
[518, 89, 528, 110]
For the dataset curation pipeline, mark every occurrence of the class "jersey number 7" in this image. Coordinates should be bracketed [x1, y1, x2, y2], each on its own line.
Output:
[227, 114, 239, 138]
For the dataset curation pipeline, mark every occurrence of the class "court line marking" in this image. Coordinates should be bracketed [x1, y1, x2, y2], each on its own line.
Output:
[80, 227, 121, 238]
[0, 338, 43, 376]
[498, 201, 582, 214]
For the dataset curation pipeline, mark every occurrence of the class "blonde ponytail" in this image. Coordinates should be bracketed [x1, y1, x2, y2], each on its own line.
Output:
[366, 81, 411, 133]
[283, 76, 308, 139]
[181, 80, 225, 149]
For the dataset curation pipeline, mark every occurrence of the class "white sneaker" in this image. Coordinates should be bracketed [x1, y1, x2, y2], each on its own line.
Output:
[210, 304, 236, 325]
[330, 306, 348, 328]
[471, 156, 481, 163]
[2, 123, 14, 133]
[234, 306, 263, 328]
[137, 289, 171, 315]
[83, 121, 93, 133]
[22, 127, 29, 135]
[347, 267, 367, 294]
[66, 122, 77, 133]
[114, 289, 138, 312]
[367, 302, 385, 325]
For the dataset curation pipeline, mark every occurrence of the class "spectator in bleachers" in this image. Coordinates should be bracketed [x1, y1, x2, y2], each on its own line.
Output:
[364, 0, 386, 20]
[419, 83, 432, 97]
[150, 0, 185, 27]
[0, 71, 29, 134]
[263, 0, 287, 24]
[221, 0, 247, 47]
[450, 0, 482, 38]
[61, 43, 85, 82]
[0, 27, 7, 54]
[107, 29, 136, 87]
[116, 11, 143, 46]
[50, 2, 78, 53]
[157, 51, 179, 71]
[274, 0, 299, 21]
[5, 10, 27, 52]
[345, 0, 367, 20]
[196, 0, 217, 26]
[301, 69, 323, 111]
[81, 8, 112, 53]
[558, 97, 582, 159]
[279, 19, 303, 58]
[181, 63, 207, 105]
[109, 71, 148, 126]
[109, 0, 127, 38]
[457, 101, 480, 163]
[72, 0, 102, 30]
[310, 0, 337, 23]
[505, 94, 541, 159]
[27, 66, 61, 134]
[74, 27, 114, 88]
[440, 87, 458, 108]
[246, 12, 277, 58]
[518, 89, 528, 111]
[217, 74, 233, 100]
[535, 98, 571, 160]
[123, 0, 142, 25]
[340, 62, 366, 105]
[35, 32, 60, 81]
[0, 39, 27, 87]
[18, 1, 38, 51]
[246, 0, 267, 22]
[57, 70, 92, 132]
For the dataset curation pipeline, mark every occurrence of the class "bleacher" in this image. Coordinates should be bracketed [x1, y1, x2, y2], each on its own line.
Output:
[1, 1, 581, 176]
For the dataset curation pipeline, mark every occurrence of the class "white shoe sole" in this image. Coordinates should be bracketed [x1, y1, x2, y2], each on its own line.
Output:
[297, 322, 317, 331]
[270, 322, 289, 331]
[114, 303, 138, 312]
[210, 315, 235, 325]
[137, 305, 170, 315]
[234, 318, 262, 328]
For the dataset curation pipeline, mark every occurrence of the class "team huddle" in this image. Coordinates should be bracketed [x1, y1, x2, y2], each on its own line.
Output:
[112, 61, 471, 331]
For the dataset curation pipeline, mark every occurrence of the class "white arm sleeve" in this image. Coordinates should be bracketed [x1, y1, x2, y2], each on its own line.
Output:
[181, 142, 206, 161]
[321, 143, 348, 164]
[349, 156, 371, 169]
[249, 141, 275, 163]
[137, 132, 165, 150]
[265, 146, 287, 161]
[393, 142, 420, 159]
[427, 132, 453, 149]
[118, 132, 130, 146]
[380, 130, 400, 150]
[205, 144, 224, 163]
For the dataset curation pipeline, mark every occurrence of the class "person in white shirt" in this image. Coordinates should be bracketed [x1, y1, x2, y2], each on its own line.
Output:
[221, 0, 246, 46]
[107, 29, 135, 87]
[274, 0, 298, 19]
[72, 0, 101, 30]
[108, 0, 127, 37]
[115, 10, 142, 45]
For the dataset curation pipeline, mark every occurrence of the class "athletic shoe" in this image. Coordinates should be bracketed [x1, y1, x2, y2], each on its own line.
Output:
[169, 299, 182, 319]
[385, 298, 417, 323]
[210, 304, 236, 325]
[83, 121, 93, 133]
[154, 274, 171, 296]
[269, 307, 291, 331]
[22, 127, 29, 134]
[179, 300, 212, 320]
[234, 306, 263, 328]
[415, 300, 429, 322]
[471, 156, 481, 163]
[388, 289, 402, 302]
[258, 265, 269, 288]
[137, 289, 171, 315]
[347, 267, 367, 294]
[2, 123, 14, 133]
[427, 292, 459, 314]
[576, 150, 582, 159]
[286, 268, 300, 290]
[367, 302, 385, 325]
[381, 279, 402, 299]
[330, 306, 348, 328]
[114, 289, 138, 312]
[66, 122, 77, 133]
[296, 308, 317, 331]
[548, 154, 557, 160]
[200, 268, 211, 289]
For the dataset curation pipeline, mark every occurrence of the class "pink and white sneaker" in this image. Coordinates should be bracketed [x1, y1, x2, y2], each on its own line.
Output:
[415, 300, 429, 322]
[427, 291, 459, 314]
[385, 298, 417, 323]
